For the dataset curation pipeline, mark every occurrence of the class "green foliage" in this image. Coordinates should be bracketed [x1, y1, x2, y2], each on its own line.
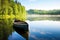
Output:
[27, 9, 60, 15]
[0, 0, 26, 21]
[0, 18, 14, 40]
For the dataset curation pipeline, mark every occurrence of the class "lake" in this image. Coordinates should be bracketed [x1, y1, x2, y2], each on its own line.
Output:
[8, 20, 60, 40]
[0, 17, 60, 40]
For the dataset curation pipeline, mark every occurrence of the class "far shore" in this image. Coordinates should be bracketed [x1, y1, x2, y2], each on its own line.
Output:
[27, 14, 60, 17]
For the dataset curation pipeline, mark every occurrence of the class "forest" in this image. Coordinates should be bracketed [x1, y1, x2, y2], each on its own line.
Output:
[0, 0, 26, 21]
[27, 9, 60, 15]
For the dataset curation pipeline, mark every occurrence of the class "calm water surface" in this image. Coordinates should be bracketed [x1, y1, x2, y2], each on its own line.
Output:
[9, 20, 60, 40]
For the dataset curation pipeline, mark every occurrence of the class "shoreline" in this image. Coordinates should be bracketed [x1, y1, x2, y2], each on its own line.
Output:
[27, 14, 60, 17]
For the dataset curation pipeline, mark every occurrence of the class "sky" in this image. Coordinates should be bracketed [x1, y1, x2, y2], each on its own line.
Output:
[17, 0, 60, 10]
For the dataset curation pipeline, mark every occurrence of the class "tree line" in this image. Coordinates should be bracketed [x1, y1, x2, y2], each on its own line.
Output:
[27, 9, 60, 15]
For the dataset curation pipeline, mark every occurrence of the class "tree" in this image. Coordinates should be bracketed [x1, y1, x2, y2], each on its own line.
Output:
[0, 0, 26, 21]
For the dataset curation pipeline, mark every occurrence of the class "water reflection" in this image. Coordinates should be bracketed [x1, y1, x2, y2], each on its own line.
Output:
[29, 20, 60, 40]
[0, 18, 13, 40]
[0, 17, 60, 40]
[8, 20, 60, 40]
[27, 17, 60, 21]
[0, 18, 28, 40]
[8, 31, 25, 40]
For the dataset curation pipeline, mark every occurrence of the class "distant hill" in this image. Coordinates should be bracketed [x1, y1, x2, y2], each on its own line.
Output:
[27, 9, 60, 15]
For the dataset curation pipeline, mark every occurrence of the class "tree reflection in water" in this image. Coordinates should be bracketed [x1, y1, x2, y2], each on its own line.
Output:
[0, 18, 14, 40]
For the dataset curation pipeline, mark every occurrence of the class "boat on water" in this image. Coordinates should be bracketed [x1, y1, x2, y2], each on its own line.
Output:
[13, 19, 29, 40]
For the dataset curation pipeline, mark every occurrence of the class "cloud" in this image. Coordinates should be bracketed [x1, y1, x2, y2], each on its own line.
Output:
[28, 0, 37, 2]
[30, 35, 38, 40]
[32, 29, 37, 32]
[39, 31, 46, 35]
[39, 31, 52, 35]
[46, 32, 52, 34]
